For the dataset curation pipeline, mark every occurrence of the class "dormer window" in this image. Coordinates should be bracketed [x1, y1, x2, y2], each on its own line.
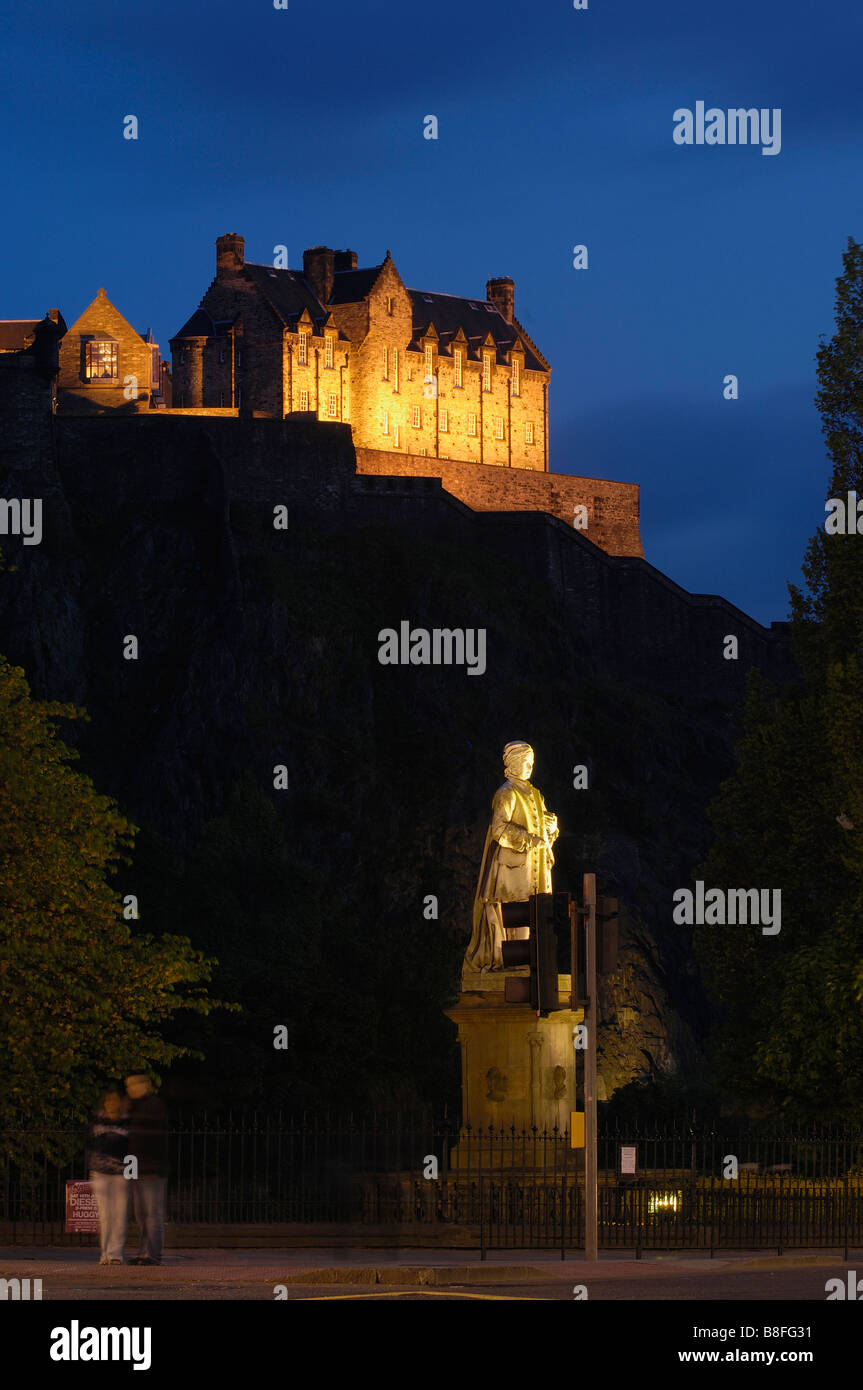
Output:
[298, 330, 308, 366]
[512, 358, 520, 396]
[424, 345, 434, 378]
[325, 336, 334, 369]
[454, 349, 463, 388]
[482, 353, 492, 392]
[84, 339, 118, 381]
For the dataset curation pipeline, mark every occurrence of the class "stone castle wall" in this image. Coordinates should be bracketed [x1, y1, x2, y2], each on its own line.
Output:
[5, 414, 787, 705]
[355, 446, 643, 557]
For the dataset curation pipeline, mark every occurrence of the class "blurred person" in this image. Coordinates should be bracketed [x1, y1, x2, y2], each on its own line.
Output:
[88, 1087, 130, 1265]
[124, 1073, 168, 1266]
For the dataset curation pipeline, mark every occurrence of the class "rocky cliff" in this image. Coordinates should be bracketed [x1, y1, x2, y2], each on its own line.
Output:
[0, 408, 795, 1110]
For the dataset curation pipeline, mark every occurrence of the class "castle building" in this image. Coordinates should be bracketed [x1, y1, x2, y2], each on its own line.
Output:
[57, 289, 169, 413]
[0, 309, 67, 355]
[171, 235, 550, 471]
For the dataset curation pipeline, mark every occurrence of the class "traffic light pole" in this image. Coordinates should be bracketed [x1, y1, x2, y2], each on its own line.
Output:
[583, 871, 598, 1262]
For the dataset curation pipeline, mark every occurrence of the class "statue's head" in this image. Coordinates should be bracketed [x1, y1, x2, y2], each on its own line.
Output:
[503, 740, 534, 781]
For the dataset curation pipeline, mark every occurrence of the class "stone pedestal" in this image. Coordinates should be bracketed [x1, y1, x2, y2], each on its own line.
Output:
[445, 965, 585, 1158]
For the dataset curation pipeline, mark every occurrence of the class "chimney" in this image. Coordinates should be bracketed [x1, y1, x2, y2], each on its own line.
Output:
[31, 313, 65, 379]
[333, 249, 358, 272]
[486, 276, 514, 323]
[217, 233, 245, 278]
[303, 246, 335, 305]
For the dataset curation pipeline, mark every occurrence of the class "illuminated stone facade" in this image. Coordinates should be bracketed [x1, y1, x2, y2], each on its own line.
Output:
[171, 235, 550, 470]
[57, 289, 167, 414]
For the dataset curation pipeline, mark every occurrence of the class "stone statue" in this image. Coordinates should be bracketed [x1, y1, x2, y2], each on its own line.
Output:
[465, 741, 559, 971]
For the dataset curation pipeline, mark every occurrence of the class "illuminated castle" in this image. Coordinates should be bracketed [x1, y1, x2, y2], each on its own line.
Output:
[171, 235, 550, 472]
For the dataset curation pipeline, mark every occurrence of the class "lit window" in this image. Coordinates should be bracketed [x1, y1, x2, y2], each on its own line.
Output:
[328, 392, 337, 417]
[482, 354, 491, 392]
[425, 345, 433, 378]
[84, 340, 118, 380]
[325, 337, 334, 368]
[468, 412, 476, 436]
[494, 416, 504, 440]
[382, 410, 389, 434]
[525, 421, 534, 444]
[440, 407, 448, 432]
[512, 359, 520, 396]
[299, 389, 309, 410]
[382, 347, 389, 380]
[454, 349, 462, 388]
[298, 331, 308, 365]
[412, 404, 421, 428]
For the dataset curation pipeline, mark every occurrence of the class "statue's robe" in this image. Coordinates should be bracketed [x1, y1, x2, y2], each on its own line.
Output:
[465, 779, 558, 971]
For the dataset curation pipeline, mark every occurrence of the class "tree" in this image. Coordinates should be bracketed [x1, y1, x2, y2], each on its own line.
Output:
[696, 238, 863, 1120]
[0, 656, 227, 1162]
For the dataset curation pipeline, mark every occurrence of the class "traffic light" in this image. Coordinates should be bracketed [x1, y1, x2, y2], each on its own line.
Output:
[572, 891, 619, 999]
[501, 894, 560, 1015]
[596, 896, 619, 975]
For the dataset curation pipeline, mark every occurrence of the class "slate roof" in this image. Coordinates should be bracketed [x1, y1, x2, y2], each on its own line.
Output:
[242, 263, 330, 329]
[172, 258, 548, 369]
[0, 320, 40, 351]
[172, 308, 218, 339]
[330, 265, 384, 304]
[406, 290, 545, 369]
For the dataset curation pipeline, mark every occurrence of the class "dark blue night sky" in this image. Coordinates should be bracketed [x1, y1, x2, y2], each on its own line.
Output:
[3, 0, 858, 625]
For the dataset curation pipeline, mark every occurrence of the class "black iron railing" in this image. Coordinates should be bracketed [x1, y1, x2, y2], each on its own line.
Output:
[2, 1114, 862, 1252]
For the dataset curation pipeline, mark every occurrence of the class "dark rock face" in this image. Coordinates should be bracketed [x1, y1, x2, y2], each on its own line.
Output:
[0, 413, 795, 1107]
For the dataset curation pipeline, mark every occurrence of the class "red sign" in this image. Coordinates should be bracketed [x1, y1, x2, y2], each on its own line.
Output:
[65, 1179, 100, 1233]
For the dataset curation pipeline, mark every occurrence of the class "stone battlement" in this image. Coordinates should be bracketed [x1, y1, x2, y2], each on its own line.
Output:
[355, 446, 642, 557]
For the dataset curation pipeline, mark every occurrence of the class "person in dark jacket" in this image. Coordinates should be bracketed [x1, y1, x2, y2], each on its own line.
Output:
[124, 1073, 168, 1266]
[88, 1088, 130, 1265]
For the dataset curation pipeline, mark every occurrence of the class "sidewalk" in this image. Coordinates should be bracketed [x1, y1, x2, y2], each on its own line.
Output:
[1, 1244, 856, 1290]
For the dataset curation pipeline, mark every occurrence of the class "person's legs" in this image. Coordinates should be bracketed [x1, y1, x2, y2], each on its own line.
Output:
[132, 1177, 166, 1262]
[91, 1173, 128, 1262]
[106, 1175, 130, 1261]
[90, 1172, 110, 1261]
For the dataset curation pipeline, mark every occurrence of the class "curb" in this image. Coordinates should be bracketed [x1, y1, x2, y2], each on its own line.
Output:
[282, 1265, 547, 1286]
